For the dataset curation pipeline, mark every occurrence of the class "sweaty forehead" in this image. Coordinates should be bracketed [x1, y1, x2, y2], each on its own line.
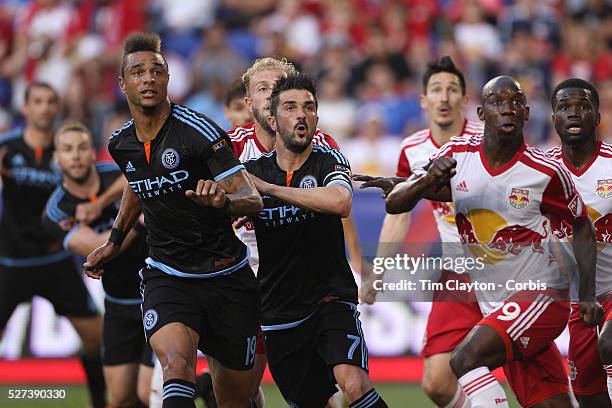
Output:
[125, 51, 166, 69]
[554, 87, 592, 103]
[279, 89, 315, 104]
[483, 82, 524, 100]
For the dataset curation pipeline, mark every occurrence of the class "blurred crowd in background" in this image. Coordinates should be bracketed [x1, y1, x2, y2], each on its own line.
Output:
[0, 0, 610, 177]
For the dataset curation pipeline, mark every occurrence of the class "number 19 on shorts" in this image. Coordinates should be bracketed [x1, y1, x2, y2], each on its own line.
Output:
[245, 335, 257, 366]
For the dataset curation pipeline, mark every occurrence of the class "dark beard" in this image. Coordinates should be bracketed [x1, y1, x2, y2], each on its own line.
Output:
[253, 106, 275, 135]
[280, 129, 313, 153]
[67, 166, 92, 184]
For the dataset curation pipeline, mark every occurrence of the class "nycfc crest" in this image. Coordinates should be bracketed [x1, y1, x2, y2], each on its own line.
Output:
[143, 309, 158, 330]
[161, 148, 180, 170]
[597, 179, 612, 199]
[508, 188, 530, 209]
[299, 175, 318, 189]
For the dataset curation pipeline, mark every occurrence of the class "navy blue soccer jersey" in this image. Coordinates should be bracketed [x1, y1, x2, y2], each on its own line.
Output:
[42, 163, 147, 300]
[108, 104, 248, 277]
[244, 145, 358, 328]
[0, 129, 64, 264]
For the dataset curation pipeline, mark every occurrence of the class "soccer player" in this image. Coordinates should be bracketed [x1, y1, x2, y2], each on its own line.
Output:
[244, 72, 388, 408]
[224, 79, 252, 129]
[545, 78, 612, 407]
[357, 56, 483, 408]
[384, 76, 601, 407]
[229, 57, 351, 408]
[0, 83, 106, 408]
[42, 122, 153, 408]
[84, 32, 263, 408]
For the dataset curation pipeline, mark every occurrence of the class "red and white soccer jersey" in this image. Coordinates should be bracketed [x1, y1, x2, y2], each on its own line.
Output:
[397, 120, 484, 357]
[546, 140, 612, 396]
[430, 134, 586, 406]
[397, 119, 483, 249]
[228, 122, 339, 275]
[430, 134, 586, 315]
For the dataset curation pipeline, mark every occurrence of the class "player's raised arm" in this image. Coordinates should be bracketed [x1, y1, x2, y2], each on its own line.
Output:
[385, 157, 455, 214]
[84, 184, 141, 278]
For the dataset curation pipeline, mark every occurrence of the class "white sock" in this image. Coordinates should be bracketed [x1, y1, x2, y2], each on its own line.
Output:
[442, 384, 470, 408]
[605, 365, 612, 402]
[458, 367, 509, 408]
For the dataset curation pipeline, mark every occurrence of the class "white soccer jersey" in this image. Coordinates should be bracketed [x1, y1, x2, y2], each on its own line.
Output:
[431, 135, 587, 314]
[228, 122, 339, 275]
[396, 119, 484, 253]
[547, 140, 612, 299]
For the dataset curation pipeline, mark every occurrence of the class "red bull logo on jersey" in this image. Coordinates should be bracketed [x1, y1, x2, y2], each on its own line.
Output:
[456, 209, 545, 264]
[597, 179, 612, 199]
[508, 188, 530, 209]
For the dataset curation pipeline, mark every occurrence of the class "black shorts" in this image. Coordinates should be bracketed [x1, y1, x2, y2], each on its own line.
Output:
[264, 301, 368, 408]
[103, 299, 154, 367]
[0, 256, 99, 328]
[140, 264, 260, 371]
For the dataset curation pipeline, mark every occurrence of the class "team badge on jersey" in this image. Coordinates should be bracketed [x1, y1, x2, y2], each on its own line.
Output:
[161, 148, 180, 170]
[508, 188, 530, 209]
[596, 179, 612, 199]
[299, 175, 318, 189]
[143, 309, 158, 330]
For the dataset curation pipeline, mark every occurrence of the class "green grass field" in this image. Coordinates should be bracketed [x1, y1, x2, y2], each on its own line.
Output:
[0, 383, 521, 407]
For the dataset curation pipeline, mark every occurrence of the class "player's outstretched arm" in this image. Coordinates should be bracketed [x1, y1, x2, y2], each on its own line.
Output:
[66, 223, 143, 258]
[186, 169, 263, 216]
[572, 217, 603, 327]
[353, 174, 407, 198]
[385, 157, 455, 214]
[249, 173, 351, 217]
[84, 184, 141, 279]
[76, 175, 127, 224]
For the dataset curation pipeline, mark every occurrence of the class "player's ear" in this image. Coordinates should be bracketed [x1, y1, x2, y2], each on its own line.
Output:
[419, 93, 427, 109]
[595, 111, 601, 126]
[524, 105, 530, 122]
[245, 96, 253, 114]
[267, 115, 277, 133]
[118, 76, 127, 94]
[477, 106, 484, 121]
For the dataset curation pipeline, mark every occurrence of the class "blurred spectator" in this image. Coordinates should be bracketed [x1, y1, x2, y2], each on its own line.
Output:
[343, 107, 400, 176]
[317, 74, 356, 143]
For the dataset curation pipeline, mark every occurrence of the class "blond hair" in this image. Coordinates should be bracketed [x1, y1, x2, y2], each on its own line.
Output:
[241, 57, 297, 94]
[55, 121, 93, 146]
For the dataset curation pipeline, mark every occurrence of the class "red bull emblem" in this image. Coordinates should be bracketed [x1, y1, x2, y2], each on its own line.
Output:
[508, 188, 530, 209]
[596, 179, 612, 199]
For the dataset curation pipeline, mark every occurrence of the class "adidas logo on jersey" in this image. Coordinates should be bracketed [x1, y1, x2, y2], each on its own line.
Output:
[456, 180, 468, 192]
[519, 336, 530, 348]
[125, 161, 136, 172]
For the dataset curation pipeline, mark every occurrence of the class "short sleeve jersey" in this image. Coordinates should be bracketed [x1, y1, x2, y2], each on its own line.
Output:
[430, 135, 587, 314]
[244, 145, 357, 328]
[42, 163, 146, 300]
[396, 119, 483, 248]
[546, 140, 612, 298]
[0, 129, 64, 262]
[228, 122, 340, 275]
[108, 104, 248, 277]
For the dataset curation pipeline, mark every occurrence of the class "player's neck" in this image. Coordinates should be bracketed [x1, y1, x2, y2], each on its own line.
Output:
[63, 166, 100, 200]
[430, 118, 465, 146]
[275, 143, 313, 172]
[482, 131, 523, 169]
[130, 99, 172, 144]
[562, 136, 597, 170]
[254, 121, 275, 152]
[23, 125, 52, 150]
